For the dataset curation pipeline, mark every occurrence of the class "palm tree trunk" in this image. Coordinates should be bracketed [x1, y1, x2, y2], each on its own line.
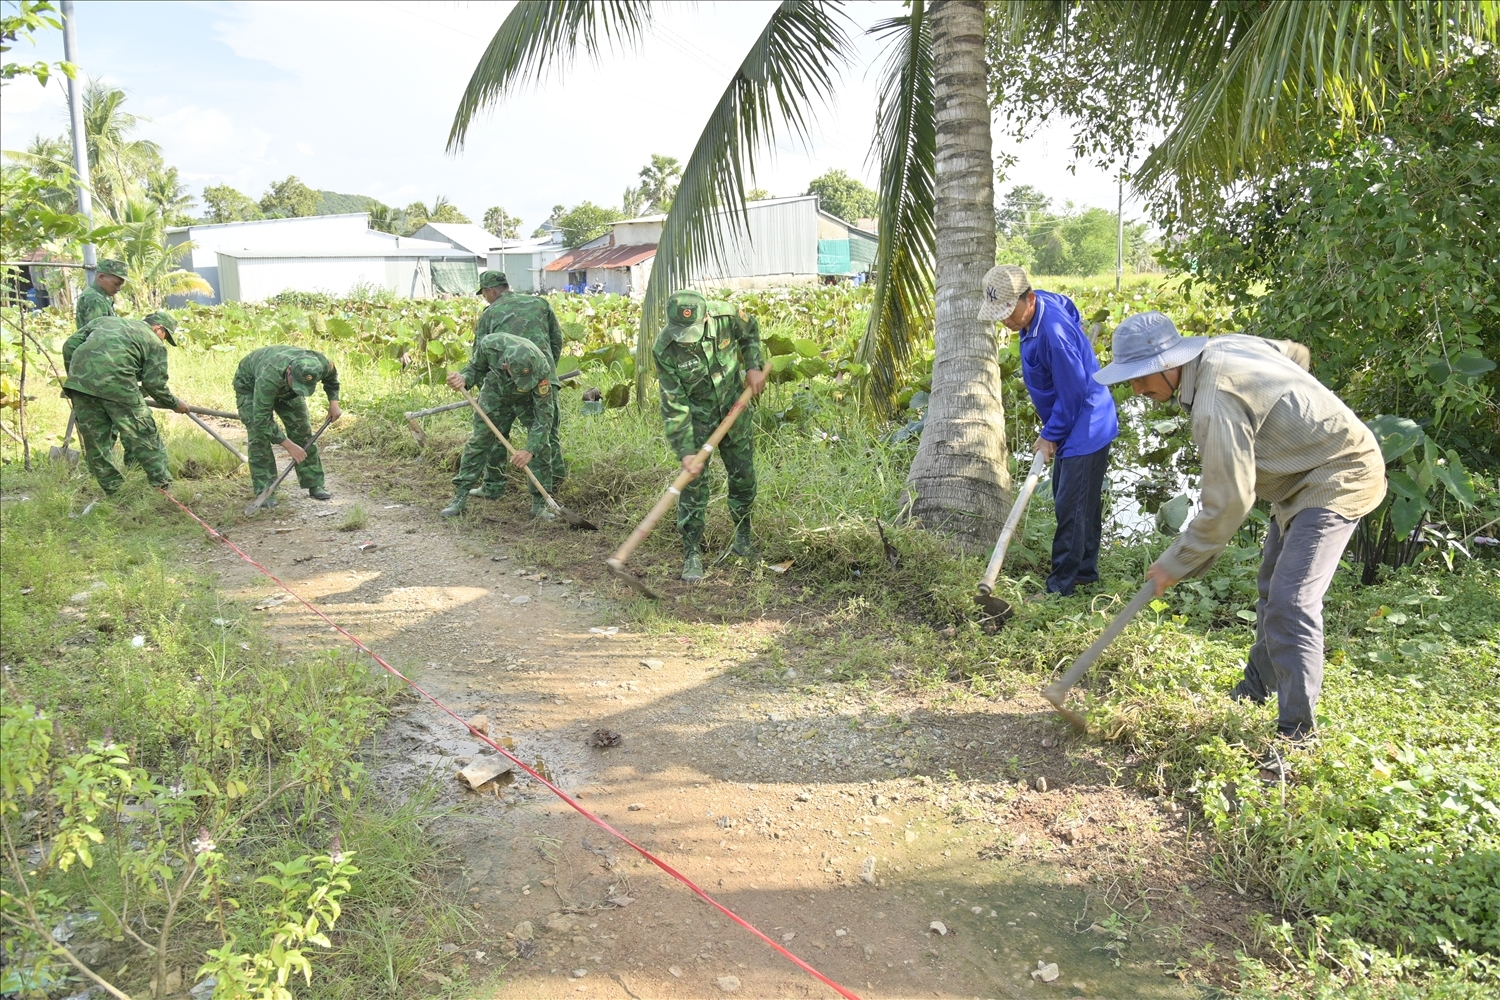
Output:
[904, 0, 1006, 550]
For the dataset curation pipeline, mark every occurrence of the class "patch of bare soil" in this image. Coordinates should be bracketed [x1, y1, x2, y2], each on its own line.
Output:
[191, 463, 1265, 999]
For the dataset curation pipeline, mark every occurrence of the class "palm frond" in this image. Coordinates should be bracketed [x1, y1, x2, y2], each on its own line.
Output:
[634, 0, 854, 403]
[447, 1, 658, 152]
[1134, 0, 1500, 209]
[853, 3, 934, 416]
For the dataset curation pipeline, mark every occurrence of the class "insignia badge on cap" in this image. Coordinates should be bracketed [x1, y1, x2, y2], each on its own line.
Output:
[681, 308, 692, 319]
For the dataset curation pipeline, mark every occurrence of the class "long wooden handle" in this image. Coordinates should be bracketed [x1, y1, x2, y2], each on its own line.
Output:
[460, 388, 557, 508]
[148, 401, 241, 421]
[245, 414, 334, 513]
[978, 452, 1048, 595]
[405, 400, 469, 420]
[609, 383, 757, 566]
[185, 412, 247, 464]
[1043, 581, 1157, 702]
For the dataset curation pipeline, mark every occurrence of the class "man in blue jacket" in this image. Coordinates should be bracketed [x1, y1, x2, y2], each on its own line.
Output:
[979, 264, 1119, 596]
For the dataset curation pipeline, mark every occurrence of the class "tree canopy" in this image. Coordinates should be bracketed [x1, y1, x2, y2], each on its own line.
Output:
[806, 167, 876, 222]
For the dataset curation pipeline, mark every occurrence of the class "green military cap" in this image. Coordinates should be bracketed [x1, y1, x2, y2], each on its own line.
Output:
[476, 269, 510, 293]
[664, 290, 708, 343]
[96, 259, 128, 279]
[143, 310, 179, 346]
[289, 356, 324, 396]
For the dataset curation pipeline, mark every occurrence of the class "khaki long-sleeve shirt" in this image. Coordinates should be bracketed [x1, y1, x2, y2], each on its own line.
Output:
[1158, 334, 1386, 580]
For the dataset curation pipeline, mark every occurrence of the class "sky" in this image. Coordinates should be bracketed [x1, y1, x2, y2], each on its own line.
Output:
[0, 1, 1134, 232]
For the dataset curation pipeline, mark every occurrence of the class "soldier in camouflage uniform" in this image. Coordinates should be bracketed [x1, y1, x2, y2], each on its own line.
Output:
[653, 290, 767, 581]
[62, 311, 188, 494]
[75, 258, 127, 331]
[233, 346, 343, 506]
[467, 270, 567, 498]
[442, 331, 557, 520]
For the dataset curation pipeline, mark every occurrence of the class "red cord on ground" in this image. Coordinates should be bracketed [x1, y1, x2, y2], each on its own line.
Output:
[160, 489, 862, 1000]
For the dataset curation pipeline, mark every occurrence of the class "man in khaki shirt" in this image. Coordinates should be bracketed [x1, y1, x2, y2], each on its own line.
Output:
[1095, 312, 1385, 762]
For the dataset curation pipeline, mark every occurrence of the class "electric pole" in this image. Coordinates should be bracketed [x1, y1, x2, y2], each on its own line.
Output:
[61, 1, 96, 282]
[1115, 163, 1125, 295]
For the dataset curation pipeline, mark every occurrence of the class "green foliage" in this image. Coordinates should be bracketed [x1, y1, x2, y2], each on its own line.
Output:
[258, 176, 320, 220]
[0, 1, 71, 88]
[202, 184, 263, 224]
[806, 167, 877, 222]
[401, 195, 469, 235]
[624, 153, 681, 216]
[481, 205, 521, 239]
[556, 200, 624, 247]
[1165, 48, 1500, 464]
[995, 185, 1152, 277]
[314, 190, 385, 216]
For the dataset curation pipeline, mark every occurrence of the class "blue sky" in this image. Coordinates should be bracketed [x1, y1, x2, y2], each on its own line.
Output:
[1, 1, 1130, 232]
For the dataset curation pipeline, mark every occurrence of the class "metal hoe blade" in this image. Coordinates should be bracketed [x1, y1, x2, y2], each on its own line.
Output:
[1041, 580, 1157, 733]
[606, 558, 661, 600]
[973, 592, 1014, 625]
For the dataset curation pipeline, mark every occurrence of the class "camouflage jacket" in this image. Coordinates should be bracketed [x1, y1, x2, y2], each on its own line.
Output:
[75, 283, 117, 332]
[62, 316, 178, 409]
[233, 345, 340, 446]
[460, 332, 556, 440]
[473, 293, 563, 363]
[653, 302, 763, 458]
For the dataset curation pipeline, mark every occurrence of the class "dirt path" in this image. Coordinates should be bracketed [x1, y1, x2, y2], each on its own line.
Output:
[197, 467, 1262, 999]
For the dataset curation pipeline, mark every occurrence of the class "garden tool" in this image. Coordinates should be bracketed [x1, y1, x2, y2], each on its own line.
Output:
[244, 413, 335, 516]
[404, 371, 582, 445]
[147, 401, 243, 421]
[606, 383, 757, 599]
[459, 388, 596, 530]
[50, 410, 80, 464]
[1042, 580, 1157, 731]
[183, 412, 247, 465]
[974, 452, 1048, 624]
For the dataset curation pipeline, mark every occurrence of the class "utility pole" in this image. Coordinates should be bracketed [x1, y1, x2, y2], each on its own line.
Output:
[61, 1, 96, 282]
[1114, 163, 1125, 295]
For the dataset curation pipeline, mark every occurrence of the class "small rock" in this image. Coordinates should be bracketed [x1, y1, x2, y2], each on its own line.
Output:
[628, 803, 644, 811]
[1035, 776, 1048, 793]
[716, 974, 741, 992]
[514, 921, 534, 941]
[862, 943, 874, 959]
[796, 792, 812, 802]
[1041, 736, 1056, 748]
[466, 714, 490, 737]
[905, 828, 918, 843]
[668, 965, 683, 977]
[545, 912, 572, 933]
[1031, 961, 1060, 983]
[872, 793, 890, 808]
[970, 906, 983, 915]
[588, 728, 622, 747]
[571, 968, 588, 978]
[640, 658, 664, 670]
[131, 635, 145, 648]
[929, 920, 948, 936]
[860, 857, 877, 884]
[783, 668, 798, 680]
[782, 931, 795, 942]
[189, 977, 218, 1000]
[510, 595, 531, 605]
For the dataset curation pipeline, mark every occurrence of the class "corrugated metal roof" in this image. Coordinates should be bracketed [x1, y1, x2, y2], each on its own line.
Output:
[218, 243, 476, 260]
[544, 244, 657, 272]
[166, 213, 369, 234]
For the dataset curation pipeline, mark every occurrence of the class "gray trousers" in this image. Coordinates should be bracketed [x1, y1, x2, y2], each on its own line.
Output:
[1235, 507, 1359, 739]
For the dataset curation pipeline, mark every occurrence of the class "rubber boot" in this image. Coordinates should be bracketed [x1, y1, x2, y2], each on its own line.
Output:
[441, 494, 467, 517]
[309, 487, 331, 501]
[470, 484, 506, 499]
[531, 497, 557, 521]
[680, 550, 705, 582]
[730, 519, 754, 558]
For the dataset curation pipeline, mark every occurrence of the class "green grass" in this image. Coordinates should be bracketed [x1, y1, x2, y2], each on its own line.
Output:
[0, 466, 468, 999]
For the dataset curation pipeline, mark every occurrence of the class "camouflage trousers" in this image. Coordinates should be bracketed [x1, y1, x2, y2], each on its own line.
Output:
[475, 397, 565, 493]
[234, 390, 325, 494]
[677, 405, 755, 551]
[67, 390, 172, 493]
[452, 394, 554, 498]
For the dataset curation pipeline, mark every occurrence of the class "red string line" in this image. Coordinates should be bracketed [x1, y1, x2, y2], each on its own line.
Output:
[159, 489, 862, 1000]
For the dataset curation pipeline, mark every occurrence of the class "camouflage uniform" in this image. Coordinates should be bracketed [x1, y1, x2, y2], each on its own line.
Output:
[74, 258, 127, 331]
[233, 346, 340, 495]
[447, 333, 556, 513]
[62, 314, 180, 493]
[471, 288, 566, 493]
[653, 291, 763, 564]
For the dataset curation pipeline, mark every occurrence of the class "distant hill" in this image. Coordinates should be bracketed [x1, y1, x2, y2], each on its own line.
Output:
[316, 190, 387, 215]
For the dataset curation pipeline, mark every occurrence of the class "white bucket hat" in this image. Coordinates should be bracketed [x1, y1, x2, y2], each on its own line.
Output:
[978, 264, 1030, 322]
[1094, 311, 1208, 385]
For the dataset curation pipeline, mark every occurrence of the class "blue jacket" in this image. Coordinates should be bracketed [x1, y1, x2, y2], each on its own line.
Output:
[1019, 290, 1119, 459]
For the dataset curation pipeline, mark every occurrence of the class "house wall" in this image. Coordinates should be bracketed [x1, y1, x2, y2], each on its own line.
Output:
[613, 219, 664, 245]
[168, 215, 373, 305]
[687, 196, 818, 285]
[216, 253, 435, 303]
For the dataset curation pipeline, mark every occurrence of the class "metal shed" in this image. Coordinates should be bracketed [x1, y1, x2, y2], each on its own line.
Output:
[216, 240, 478, 303]
[166, 214, 375, 304]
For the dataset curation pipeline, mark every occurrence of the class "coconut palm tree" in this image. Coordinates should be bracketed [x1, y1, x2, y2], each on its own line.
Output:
[79, 80, 161, 222]
[112, 198, 212, 310]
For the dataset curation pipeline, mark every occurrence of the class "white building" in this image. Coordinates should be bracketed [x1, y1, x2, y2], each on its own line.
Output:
[166, 214, 479, 303]
[536, 196, 876, 298]
[408, 222, 504, 260]
[485, 233, 568, 293]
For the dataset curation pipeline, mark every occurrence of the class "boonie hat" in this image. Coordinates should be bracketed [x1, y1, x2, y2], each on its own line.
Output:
[978, 264, 1030, 322]
[289, 356, 325, 396]
[1093, 311, 1208, 385]
[143, 310, 179, 346]
[96, 258, 128, 280]
[664, 290, 708, 343]
[476, 269, 510, 293]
